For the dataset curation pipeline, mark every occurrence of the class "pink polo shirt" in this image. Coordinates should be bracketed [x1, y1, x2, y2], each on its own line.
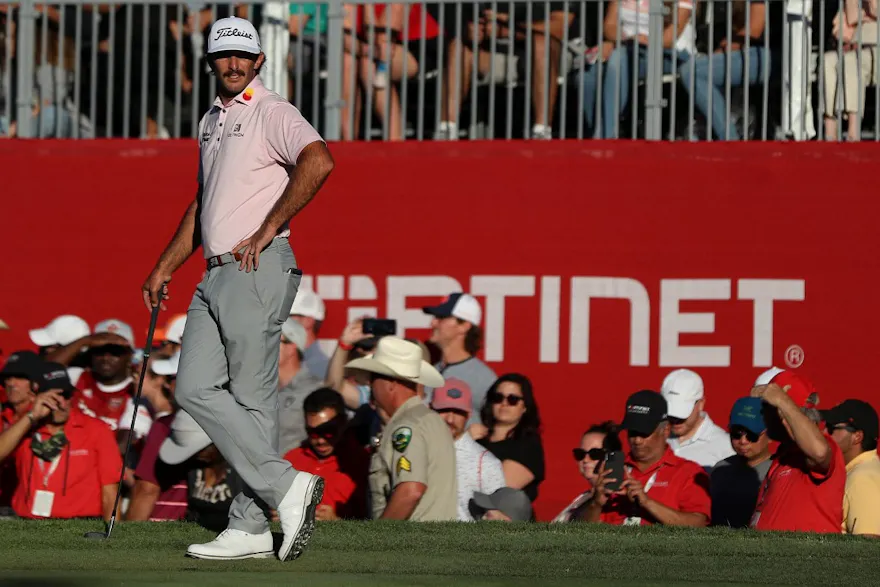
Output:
[197, 76, 324, 258]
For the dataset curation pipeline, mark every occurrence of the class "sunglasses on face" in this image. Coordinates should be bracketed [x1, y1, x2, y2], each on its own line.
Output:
[828, 424, 857, 434]
[573, 448, 606, 462]
[668, 416, 687, 426]
[489, 391, 524, 406]
[91, 345, 130, 357]
[306, 415, 346, 440]
[730, 428, 761, 443]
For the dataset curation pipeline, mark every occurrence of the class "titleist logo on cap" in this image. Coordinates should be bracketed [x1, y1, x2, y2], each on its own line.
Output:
[627, 404, 650, 414]
[214, 27, 254, 41]
[46, 370, 66, 380]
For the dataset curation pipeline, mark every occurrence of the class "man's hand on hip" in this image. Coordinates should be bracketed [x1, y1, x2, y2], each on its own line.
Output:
[232, 223, 276, 273]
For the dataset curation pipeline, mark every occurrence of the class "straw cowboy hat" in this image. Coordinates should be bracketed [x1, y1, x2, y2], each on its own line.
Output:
[345, 336, 444, 387]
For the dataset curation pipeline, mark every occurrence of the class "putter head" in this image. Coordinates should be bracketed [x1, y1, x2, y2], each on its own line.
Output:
[83, 519, 112, 540]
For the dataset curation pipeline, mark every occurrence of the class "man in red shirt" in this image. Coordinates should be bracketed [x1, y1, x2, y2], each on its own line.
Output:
[0, 362, 122, 520]
[584, 390, 711, 527]
[750, 370, 845, 533]
[284, 388, 369, 520]
[47, 319, 138, 433]
[0, 351, 41, 508]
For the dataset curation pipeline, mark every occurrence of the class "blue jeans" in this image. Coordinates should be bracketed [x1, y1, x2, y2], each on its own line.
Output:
[0, 105, 93, 138]
[582, 44, 684, 139]
[679, 46, 769, 140]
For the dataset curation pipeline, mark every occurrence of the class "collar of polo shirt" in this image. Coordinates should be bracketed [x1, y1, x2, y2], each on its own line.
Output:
[213, 76, 266, 109]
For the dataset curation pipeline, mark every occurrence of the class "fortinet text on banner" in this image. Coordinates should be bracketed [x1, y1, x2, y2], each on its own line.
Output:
[2, 139, 878, 520]
[303, 274, 806, 368]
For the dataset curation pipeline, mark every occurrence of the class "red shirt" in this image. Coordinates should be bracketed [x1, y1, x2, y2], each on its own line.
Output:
[71, 371, 134, 432]
[284, 436, 369, 519]
[600, 448, 712, 526]
[752, 434, 845, 534]
[133, 414, 188, 521]
[0, 407, 20, 507]
[13, 410, 122, 519]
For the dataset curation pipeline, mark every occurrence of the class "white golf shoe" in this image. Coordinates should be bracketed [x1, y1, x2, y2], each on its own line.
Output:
[277, 472, 324, 561]
[185, 528, 274, 560]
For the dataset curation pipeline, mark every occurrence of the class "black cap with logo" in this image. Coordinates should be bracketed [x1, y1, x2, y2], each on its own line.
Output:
[34, 362, 75, 399]
[621, 390, 668, 436]
[822, 399, 879, 444]
[0, 350, 44, 381]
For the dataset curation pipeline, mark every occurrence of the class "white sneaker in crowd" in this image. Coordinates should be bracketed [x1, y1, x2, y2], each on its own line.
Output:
[531, 124, 553, 140]
[277, 472, 325, 562]
[185, 528, 274, 560]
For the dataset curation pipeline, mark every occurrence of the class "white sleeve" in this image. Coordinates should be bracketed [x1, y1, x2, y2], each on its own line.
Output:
[481, 451, 507, 494]
[118, 399, 153, 439]
[67, 367, 84, 387]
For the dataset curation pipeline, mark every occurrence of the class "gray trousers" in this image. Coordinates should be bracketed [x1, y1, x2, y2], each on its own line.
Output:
[176, 238, 302, 534]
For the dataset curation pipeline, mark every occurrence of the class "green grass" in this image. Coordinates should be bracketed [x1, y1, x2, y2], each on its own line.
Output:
[0, 520, 877, 586]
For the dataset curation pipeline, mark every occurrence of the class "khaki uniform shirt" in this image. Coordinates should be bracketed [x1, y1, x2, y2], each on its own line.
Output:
[369, 396, 457, 521]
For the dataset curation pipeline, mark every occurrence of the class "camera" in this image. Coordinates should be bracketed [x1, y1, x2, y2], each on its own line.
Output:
[362, 318, 397, 338]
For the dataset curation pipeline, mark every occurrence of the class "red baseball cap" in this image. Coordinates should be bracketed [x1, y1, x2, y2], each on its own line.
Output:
[430, 379, 473, 415]
[770, 370, 817, 409]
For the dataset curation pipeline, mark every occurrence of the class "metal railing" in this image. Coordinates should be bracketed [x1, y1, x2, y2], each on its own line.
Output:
[1, 0, 879, 141]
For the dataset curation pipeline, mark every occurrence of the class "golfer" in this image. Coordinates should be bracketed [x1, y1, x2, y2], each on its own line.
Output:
[142, 16, 334, 561]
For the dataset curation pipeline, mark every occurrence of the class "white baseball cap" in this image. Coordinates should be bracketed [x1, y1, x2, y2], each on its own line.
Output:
[754, 367, 785, 387]
[164, 315, 187, 345]
[29, 315, 91, 347]
[281, 318, 307, 349]
[207, 16, 261, 55]
[151, 350, 181, 376]
[290, 288, 325, 321]
[94, 319, 135, 349]
[423, 293, 482, 326]
[159, 410, 212, 465]
[660, 369, 705, 419]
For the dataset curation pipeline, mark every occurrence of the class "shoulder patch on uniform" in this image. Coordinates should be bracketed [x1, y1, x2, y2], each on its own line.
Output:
[392, 427, 413, 453]
[397, 456, 411, 475]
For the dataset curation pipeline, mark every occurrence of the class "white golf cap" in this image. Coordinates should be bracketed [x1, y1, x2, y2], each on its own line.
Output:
[164, 315, 187, 345]
[29, 315, 91, 347]
[660, 369, 705, 419]
[345, 336, 444, 387]
[281, 318, 308, 349]
[422, 293, 482, 326]
[94, 319, 135, 349]
[207, 16, 261, 55]
[754, 366, 785, 387]
[151, 350, 181, 377]
[290, 288, 325, 321]
[159, 410, 212, 465]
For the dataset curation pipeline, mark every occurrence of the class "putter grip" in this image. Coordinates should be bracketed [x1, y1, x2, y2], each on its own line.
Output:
[144, 282, 165, 353]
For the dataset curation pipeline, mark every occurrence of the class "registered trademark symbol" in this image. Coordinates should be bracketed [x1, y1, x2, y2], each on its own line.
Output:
[784, 345, 805, 369]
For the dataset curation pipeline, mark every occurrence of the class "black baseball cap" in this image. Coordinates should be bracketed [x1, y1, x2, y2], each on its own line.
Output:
[0, 350, 44, 380]
[822, 400, 879, 443]
[34, 362, 75, 398]
[621, 390, 668, 436]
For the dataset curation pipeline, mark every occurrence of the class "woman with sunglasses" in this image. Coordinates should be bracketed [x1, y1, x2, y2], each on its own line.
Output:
[474, 374, 545, 504]
[553, 421, 622, 522]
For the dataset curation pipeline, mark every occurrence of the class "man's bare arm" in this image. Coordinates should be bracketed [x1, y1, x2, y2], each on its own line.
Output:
[154, 196, 202, 274]
[379, 482, 426, 520]
[262, 142, 334, 233]
[142, 194, 202, 308]
[125, 479, 161, 521]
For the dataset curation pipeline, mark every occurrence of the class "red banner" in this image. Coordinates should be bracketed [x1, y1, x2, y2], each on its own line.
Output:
[2, 140, 879, 520]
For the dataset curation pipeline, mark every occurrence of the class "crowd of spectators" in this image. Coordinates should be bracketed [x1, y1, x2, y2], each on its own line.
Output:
[1, 289, 879, 536]
[1, 1, 879, 140]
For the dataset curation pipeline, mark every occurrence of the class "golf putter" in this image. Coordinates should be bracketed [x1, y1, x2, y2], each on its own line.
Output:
[84, 288, 165, 540]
